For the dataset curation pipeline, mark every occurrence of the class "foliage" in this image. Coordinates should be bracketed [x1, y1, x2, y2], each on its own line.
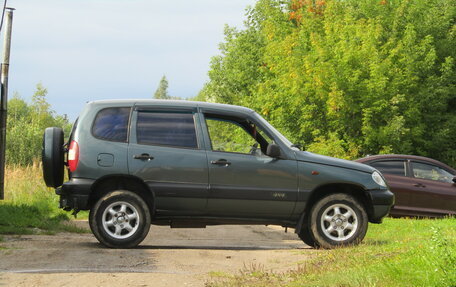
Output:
[1, 85, 85, 234]
[429, 226, 456, 285]
[0, 165, 87, 235]
[207, 217, 456, 287]
[207, 118, 259, 154]
[200, 0, 456, 166]
[153, 75, 184, 100]
[6, 83, 72, 165]
[153, 75, 171, 99]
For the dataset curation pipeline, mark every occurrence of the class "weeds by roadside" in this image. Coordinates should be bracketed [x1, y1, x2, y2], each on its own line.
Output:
[430, 226, 456, 286]
[207, 217, 456, 287]
[0, 164, 87, 235]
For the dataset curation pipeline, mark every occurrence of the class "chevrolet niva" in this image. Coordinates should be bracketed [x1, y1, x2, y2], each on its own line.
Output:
[42, 100, 394, 249]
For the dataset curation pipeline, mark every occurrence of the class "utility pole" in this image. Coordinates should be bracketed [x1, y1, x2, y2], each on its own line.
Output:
[0, 7, 14, 200]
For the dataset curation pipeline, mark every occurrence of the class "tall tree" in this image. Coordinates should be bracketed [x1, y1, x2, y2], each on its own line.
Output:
[6, 84, 71, 165]
[153, 76, 170, 99]
[201, 0, 456, 166]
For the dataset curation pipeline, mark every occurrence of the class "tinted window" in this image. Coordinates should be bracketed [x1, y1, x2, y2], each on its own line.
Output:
[411, 162, 454, 183]
[136, 111, 197, 148]
[370, 161, 406, 176]
[92, 107, 131, 142]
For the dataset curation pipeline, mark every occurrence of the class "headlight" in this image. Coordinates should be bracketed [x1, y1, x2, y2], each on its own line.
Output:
[372, 171, 387, 187]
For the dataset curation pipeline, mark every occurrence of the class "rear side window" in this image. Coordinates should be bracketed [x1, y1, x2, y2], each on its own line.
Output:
[92, 107, 131, 142]
[136, 111, 198, 149]
[370, 161, 406, 176]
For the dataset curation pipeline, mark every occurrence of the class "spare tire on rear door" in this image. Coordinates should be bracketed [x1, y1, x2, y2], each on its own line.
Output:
[42, 127, 65, 188]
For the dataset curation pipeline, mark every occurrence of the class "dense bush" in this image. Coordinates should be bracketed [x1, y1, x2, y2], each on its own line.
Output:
[199, 0, 456, 166]
[6, 84, 71, 165]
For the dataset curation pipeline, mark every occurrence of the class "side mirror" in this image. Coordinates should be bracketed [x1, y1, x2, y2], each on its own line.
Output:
[266, 144, 281, 158]
[453, 176, 456, 184]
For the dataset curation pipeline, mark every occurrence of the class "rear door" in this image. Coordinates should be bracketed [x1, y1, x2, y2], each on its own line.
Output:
[128, 106, 209, 215]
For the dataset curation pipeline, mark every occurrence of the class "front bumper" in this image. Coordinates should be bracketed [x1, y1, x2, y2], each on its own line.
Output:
[367, 188, 395, 223]
[56, 178, 94, 211]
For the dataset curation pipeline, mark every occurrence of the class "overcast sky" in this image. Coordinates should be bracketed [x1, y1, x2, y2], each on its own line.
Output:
[2, 0, 256, 120]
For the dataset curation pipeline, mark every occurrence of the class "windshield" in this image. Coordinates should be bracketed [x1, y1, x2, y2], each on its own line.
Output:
[252, 112, 297, 149]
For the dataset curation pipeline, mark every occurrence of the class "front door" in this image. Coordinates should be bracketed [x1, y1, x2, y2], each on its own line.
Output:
[202, 113, 298, 219]
[368, 160, 413, 215]
[128, 108, 208, 215]
[408, 161, 456, 216]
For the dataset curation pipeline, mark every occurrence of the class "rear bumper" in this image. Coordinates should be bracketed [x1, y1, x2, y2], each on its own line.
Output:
[367, 188, 395, 223]
[56, 178, 94, 211]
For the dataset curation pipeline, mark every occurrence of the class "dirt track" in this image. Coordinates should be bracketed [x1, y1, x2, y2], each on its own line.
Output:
[0, 221, 314, 286]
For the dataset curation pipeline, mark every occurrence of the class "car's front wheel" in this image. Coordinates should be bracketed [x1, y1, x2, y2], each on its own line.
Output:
[308, 193, 368, 249]
[89, 190, 151, 248]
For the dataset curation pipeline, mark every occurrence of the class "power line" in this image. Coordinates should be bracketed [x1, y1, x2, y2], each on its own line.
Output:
[0, 0, 7, 33]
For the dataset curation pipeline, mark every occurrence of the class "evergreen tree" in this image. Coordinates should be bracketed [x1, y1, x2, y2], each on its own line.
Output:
[153, 76, 170, 99]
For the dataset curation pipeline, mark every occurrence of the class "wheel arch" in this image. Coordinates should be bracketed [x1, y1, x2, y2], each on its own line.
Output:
[89, 174, 155, 217]
[296, 182, 374, 232]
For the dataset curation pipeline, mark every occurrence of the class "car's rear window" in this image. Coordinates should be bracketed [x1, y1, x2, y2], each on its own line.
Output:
[370, 160, 406, 176]
[92, 107, 131, 142]
[136, 111, 197, 148]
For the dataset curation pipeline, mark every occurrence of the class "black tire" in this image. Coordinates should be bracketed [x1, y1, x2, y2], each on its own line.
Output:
[42, 127, 65, 188]
[309, 194, 368, 249]
[89, 190, 151, 248]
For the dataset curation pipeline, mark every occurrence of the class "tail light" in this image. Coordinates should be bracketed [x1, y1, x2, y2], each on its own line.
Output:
[68, 140, 79, 172]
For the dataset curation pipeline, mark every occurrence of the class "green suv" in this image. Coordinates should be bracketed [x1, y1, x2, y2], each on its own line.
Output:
[42, 100, 394, 249]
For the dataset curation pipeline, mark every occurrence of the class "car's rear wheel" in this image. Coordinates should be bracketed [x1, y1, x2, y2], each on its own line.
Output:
[42, 127, 65, 188]
[308, 193, 368, 249]
[89, 190, 151, 248]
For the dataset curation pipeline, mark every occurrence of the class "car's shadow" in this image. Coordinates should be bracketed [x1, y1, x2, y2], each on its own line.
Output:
[80, 242, 309, 251]
[138, 245, 309, 250]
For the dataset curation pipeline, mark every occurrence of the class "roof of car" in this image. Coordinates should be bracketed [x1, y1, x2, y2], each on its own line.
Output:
[87, 99, 255, 114]
[356, 154, 455, 172]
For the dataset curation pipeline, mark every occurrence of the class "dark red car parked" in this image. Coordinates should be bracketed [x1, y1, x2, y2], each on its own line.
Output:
[356, 155, 456, 217]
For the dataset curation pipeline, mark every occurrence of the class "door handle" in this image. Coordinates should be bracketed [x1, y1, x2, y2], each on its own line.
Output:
[210, 159, 231, 166]
[413, 183, 425, 188]
[133, 153, 154, 161]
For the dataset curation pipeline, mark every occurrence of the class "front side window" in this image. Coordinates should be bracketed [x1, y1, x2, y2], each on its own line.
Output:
[136, 111, 198, 149]
[92, 107, 131, 142]
[206, 116, 273, 155]
[370, 161, 406, 176]
[411, 162, 454, 183]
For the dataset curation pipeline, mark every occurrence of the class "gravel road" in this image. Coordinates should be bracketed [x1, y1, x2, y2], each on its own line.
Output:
[0, 221, 313, 286]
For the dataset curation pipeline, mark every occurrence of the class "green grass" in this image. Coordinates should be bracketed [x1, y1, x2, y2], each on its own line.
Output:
[0, 164, 87, 235]
[207, 218, 456, 287]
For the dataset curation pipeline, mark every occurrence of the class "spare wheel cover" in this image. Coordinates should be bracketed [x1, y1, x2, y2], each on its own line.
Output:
[42, 127, 64, 188]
